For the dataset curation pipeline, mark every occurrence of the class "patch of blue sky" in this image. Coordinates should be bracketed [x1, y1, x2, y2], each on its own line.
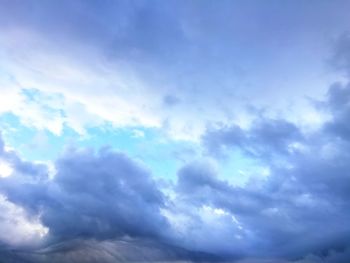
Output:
[21, 88, 66, 115]
[216, 149, 267, 186]
[0, 112, 198, 180]
[1, 89, 255, 182]
[77, 125, 199, 180]
[0, 112, 72, 160]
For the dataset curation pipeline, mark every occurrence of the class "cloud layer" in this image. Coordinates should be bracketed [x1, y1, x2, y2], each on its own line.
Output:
[0, 0, 346, 139]
[2, 1, 350, 263]
[1, 77, 350, 262]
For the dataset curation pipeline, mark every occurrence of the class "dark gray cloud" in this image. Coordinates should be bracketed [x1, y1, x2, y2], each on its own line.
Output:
[175, 156, 350, 260]
[329, 33, 350, 77]
[0, 137, 225, 262]
[197, 40, 350, 257]
[203, 118, 303, 160]
[323, 82, 350, 141]
[177, 162, 271, 216]
[0, 146, 168, 243]
[197, 85, 350, 261]
[163, 95, 181, 107]
[0, 238, 222, 263]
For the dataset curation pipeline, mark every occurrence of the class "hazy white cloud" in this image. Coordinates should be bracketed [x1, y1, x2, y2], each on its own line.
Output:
[0, 194, 48, 247]
[0, 0, 344, 140]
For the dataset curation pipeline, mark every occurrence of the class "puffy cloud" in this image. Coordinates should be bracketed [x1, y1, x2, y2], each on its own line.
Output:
[173, 156, 350, 259]
[193, 43, 350, 257]
[2, 84, 350, 262]
[2, 81, 350, 261]
[2, 77, 350, 262]
[197, 85, 350, 261]
[0, 145, 169, 244]
[2, 2, 350, 261]
[0, 133, 230, 262]
[0, 194, 48, 248]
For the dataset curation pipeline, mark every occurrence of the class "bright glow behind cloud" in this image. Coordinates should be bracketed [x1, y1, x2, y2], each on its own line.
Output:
[0, 195, 48, 247]
[0, 160, 12, 178]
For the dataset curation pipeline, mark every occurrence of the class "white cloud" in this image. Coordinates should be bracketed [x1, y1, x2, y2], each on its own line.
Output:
[0, 29, 162, 134]
[0, 27, 331, 141]
[0, 194, 48, 247]
[0, 159, 13, 178]
[131, 129, 145, 138]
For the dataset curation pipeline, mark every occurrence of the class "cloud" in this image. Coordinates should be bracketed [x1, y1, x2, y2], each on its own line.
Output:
[2, 3, 350, 262]
[195, 40, 350, 256]
[203, 118, 303, 160]
[0, 238, 225, 263]
[163, 95, 181, 107]
[0, 194, 48, 248]
[173, 157, 350, 259]
[2, 77, 350, 262]
[0, 133, 228, 262]
[2, 81, 350, 261]
[323, 82, 350, 141]
[329, 33, 350, 77]
[0, 0, 344, 140]
[0, 144, 169, 244]
[196, 84, 350, 261]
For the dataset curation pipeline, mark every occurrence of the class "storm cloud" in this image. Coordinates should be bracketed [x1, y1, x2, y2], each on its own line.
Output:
[0, 143, 169, 241]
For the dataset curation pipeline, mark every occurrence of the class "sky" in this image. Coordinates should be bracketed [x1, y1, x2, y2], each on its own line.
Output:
[1, 0, 350, 262]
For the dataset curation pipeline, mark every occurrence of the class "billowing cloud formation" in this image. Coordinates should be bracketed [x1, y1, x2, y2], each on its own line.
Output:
[2, 1, 350, 263]
[2, 78, 350, 262]
[196, 84, 350, 261]
[0, 135, 224, 262]
[0, 141, 168, 244]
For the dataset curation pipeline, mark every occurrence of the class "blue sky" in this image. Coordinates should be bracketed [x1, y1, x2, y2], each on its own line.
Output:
[1, 1, 350, 262]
